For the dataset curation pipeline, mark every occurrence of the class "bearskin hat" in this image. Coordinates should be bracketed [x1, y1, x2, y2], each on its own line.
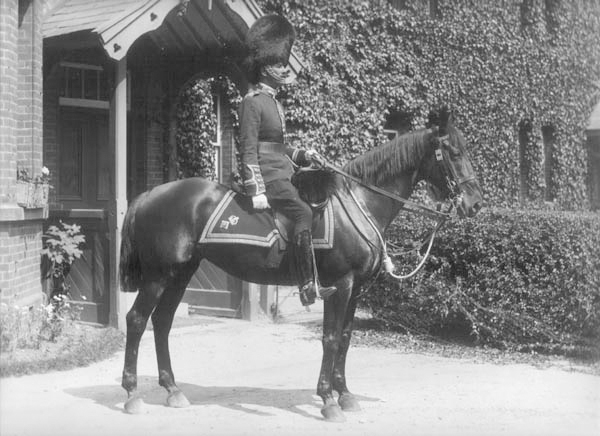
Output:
[242, 14, 296, 83]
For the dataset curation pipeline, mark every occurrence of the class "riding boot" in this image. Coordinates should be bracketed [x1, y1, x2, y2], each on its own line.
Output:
[295, 230, 337, 306]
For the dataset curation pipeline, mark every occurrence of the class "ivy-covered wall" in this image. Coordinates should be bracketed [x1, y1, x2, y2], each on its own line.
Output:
[259, 0, 600, 210]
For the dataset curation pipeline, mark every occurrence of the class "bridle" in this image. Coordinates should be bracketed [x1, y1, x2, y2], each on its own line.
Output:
[433, 133, 476, 203]
[309, 130, 473, 280]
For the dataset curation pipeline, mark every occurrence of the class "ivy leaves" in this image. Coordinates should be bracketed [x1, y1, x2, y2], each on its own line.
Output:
[176, 75, 241, 180]
[263, 0, 600, 210]
[176, 79, 216, 180]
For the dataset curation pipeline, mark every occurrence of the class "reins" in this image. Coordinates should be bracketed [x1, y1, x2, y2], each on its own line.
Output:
[307, 152, 458, 280]
[313, 157, 450, 221]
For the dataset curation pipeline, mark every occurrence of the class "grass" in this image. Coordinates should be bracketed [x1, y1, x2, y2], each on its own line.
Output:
[300, 313, 600, 376]
[0, 322, 124, 378]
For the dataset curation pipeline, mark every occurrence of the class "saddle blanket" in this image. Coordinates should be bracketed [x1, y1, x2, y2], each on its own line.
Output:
[198, 190, 334, 249]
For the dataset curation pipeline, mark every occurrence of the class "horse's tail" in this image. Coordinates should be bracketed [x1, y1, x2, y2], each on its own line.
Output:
[119, 191, 149, 293]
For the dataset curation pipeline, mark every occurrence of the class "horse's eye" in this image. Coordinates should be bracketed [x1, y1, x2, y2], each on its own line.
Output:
[447, 145, 461, 158]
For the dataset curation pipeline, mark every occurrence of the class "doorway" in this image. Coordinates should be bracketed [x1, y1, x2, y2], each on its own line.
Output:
[48, 107, 111, 324]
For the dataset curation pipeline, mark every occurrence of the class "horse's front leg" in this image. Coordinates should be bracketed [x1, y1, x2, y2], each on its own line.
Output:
[317, 276, 353, 422]
[332, 291, 361, 412]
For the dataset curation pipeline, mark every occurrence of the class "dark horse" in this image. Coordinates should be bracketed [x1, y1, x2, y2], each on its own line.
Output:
[119, 109, 483, 421]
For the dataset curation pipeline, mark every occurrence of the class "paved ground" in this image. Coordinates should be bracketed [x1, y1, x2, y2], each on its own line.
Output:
[1, 314, 598, 436]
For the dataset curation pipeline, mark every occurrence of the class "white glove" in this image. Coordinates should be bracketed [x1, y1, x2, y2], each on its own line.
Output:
[252, 194, 270, 210]
[305, 149, 318, 161]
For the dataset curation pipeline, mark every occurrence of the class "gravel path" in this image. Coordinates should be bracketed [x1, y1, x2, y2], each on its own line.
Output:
[1, 316, 598, 436]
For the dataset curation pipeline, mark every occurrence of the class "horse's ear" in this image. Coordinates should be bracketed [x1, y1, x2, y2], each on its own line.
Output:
[438, 105, 451, 136]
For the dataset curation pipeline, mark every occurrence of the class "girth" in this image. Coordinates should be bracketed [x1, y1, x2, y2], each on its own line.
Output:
[258, 141, 285, 153]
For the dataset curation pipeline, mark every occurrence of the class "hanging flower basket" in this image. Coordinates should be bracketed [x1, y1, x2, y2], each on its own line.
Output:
[15, 181, 49, 209]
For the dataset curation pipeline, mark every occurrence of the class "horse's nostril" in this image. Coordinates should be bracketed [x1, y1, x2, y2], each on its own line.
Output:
[472, 202, 482, 213]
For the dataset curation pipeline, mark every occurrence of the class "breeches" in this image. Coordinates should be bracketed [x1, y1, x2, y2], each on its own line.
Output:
[265, 179, 312, 236]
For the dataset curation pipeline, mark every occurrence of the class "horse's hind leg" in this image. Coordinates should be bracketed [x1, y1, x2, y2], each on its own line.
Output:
[151, 269, 195, 408]
[122, 281, 164, 414]
[333, 291, 361, 412]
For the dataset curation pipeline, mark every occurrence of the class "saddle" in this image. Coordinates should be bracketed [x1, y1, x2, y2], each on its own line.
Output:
[198, 190, 335, 252]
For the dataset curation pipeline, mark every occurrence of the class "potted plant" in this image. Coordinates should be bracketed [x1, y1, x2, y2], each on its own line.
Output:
[15, 166, 51, 208]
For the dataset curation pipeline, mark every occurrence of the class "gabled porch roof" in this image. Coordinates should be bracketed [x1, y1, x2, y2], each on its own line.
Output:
[43, 0, 303, 74]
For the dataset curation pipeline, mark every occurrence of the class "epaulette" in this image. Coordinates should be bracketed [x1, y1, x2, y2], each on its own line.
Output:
[244, 90, 262, 99]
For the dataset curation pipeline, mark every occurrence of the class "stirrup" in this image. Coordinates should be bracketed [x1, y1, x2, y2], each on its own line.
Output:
[299, 282, 317, 306]
[317, 282, 337, 299]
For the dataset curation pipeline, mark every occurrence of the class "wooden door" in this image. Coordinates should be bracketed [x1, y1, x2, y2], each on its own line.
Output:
[50, 108, 110, 324]
[183, 261, 243, 318]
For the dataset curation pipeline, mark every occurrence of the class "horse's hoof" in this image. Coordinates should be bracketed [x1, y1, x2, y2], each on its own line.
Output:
[166, 390, 190, 408]
[321, 404, 346, 422]
[124, 397, 145, 414]
[338, 393, 361, 412]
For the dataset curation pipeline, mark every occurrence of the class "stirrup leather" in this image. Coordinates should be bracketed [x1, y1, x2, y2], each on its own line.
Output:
[295, 230, 337, 306]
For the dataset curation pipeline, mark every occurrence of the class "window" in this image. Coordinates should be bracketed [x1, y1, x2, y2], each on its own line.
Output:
[383, 129, 398, 140]
[212, 93, 222, 182]
[587, 136, 600, 211]
[384, 110, 412, 140]
[59, 62, 130, 110]
[542, 125, 556, 202]
[59, 62, 109, 109]
[518, 119, 533, 204]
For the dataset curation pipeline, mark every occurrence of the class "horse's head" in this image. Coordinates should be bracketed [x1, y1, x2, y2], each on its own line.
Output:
[424, 107, 483, 218]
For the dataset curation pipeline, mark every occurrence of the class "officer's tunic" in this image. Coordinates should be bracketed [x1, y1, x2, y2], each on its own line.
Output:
[237, 83, 313, 236]
[238, 83, 308, 195]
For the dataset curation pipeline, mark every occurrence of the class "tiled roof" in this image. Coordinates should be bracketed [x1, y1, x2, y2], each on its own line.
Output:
[43, 0, 150, 38]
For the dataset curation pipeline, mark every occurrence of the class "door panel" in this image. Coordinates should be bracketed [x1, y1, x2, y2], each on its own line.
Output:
[53, 108, 110, 324]
[183, 260, 242, 318]
[58, 109, 109, 209]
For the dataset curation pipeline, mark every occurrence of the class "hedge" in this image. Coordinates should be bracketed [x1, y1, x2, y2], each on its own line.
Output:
[359, 208, 600, 355]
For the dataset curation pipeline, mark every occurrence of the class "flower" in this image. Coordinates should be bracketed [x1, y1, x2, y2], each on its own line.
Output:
[17, 167, 51, 185]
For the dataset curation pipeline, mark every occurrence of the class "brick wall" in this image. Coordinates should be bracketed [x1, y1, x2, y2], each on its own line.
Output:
[0, 0, 19, 201]
[145, 70, 166, 189]
[0, 0, 45, 307]
[0, 220, 44, 306]
[145, 104, 165, 189]
[17, 0, 43, 179]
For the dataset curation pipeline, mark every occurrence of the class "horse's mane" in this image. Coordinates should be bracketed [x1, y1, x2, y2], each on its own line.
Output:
[293, 128, 432, 204]
[343, 129, 431, 186]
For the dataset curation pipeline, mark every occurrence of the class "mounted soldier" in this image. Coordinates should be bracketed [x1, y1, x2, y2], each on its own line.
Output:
[238, 14, 335, 306]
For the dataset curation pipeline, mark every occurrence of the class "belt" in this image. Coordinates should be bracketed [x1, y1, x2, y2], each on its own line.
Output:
[258, 141, 285, 153]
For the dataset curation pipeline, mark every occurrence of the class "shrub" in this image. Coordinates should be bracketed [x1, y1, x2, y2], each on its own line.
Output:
[0, 296, 81, 352]
[360, 208, 600, 355]
[42, 221, 85, 298]
[0, 304, 46, 352]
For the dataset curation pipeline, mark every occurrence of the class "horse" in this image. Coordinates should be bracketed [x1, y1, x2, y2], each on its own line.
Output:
[119, 108, 483, 421]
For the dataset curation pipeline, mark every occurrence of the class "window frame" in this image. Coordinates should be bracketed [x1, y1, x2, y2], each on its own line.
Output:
[211, 92, 223, 183]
